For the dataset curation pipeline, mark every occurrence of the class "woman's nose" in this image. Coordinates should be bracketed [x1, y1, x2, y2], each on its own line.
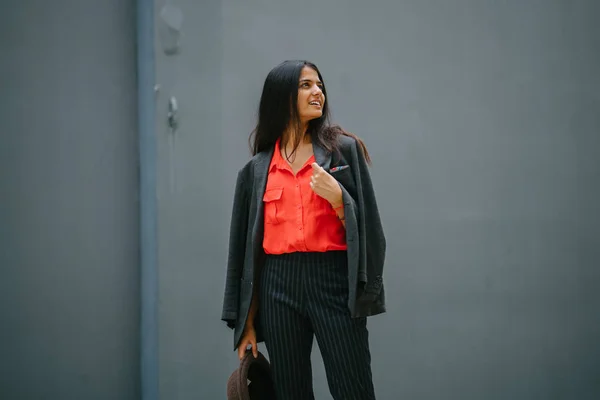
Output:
[312, 85, 322, 95]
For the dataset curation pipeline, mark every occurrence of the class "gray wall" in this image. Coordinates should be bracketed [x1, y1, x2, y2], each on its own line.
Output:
[152, 0, 226, 397]
[0, 1, 140, 399]
[157, 0, 600, 399]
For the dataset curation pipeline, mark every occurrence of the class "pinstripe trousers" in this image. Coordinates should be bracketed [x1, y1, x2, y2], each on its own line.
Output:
[259, 251, 376, 400]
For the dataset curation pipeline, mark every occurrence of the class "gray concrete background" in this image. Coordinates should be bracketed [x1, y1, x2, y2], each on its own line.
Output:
[0, 1, 140, 399]
[159, 0, 600, 399]
[1, 0, 599, 399]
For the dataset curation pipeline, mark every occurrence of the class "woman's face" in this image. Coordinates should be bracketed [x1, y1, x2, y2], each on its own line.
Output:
[296, 66, 325, 123]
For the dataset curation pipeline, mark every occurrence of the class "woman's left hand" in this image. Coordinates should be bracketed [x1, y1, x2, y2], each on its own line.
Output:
[310, 162, 343, 207]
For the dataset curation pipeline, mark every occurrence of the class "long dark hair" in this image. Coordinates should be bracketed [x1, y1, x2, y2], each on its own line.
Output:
[249, 60, 371, 164]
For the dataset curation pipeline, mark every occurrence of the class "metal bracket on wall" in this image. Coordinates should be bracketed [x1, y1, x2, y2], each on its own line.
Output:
[167, 96, 178, 131]
[159, 5, 183, 55]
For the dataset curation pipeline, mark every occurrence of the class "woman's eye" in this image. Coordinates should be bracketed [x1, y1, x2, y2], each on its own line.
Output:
[299, 82, 323, 89]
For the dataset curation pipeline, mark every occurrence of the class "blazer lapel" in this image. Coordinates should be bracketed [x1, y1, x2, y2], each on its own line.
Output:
[253, 148, 273, 205]
[251, 148, 274, 255]
[313, 141, 332, 171]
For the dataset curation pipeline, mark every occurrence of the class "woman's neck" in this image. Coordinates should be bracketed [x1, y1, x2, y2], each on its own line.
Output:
[281, 124, 311, 160]
[283, 124, 310, 146]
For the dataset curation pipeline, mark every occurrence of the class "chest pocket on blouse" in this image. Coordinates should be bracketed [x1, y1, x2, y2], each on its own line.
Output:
[263, 187, 283, 224]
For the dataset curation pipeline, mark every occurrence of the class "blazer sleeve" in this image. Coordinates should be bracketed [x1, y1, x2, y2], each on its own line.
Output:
[221, 169, 249, 329]
[353, 140, 386, 297]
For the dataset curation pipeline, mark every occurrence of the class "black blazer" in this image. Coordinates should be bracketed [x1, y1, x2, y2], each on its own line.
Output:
[221, 134, 387, 350]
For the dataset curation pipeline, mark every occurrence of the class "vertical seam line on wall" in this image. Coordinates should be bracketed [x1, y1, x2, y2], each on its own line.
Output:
[137, 0, 158, 399]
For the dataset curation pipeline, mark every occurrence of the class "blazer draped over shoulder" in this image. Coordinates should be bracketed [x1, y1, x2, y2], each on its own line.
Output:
[221, 134, 387, 350]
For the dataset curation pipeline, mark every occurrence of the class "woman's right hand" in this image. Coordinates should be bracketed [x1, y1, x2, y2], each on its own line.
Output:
[238, 324, 258, 360]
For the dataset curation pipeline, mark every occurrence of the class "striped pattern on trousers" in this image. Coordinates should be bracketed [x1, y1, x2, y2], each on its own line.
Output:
[259, 250, 376, 400]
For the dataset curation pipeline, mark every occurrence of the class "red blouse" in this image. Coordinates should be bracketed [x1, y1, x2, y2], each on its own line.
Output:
[262, 139, 347, 254]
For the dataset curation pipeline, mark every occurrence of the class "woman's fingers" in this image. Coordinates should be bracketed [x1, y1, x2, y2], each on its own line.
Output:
[250, 337, 258, 358]
[238, 340, 247, 360]
[238, 330, 258, 360]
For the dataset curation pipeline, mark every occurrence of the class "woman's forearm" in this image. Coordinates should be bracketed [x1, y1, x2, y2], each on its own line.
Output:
[246, 290, 259, 329]
[331, 189, 346, 228]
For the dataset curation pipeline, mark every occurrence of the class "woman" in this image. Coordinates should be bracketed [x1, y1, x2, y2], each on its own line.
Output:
[222, 60, 386, 400]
